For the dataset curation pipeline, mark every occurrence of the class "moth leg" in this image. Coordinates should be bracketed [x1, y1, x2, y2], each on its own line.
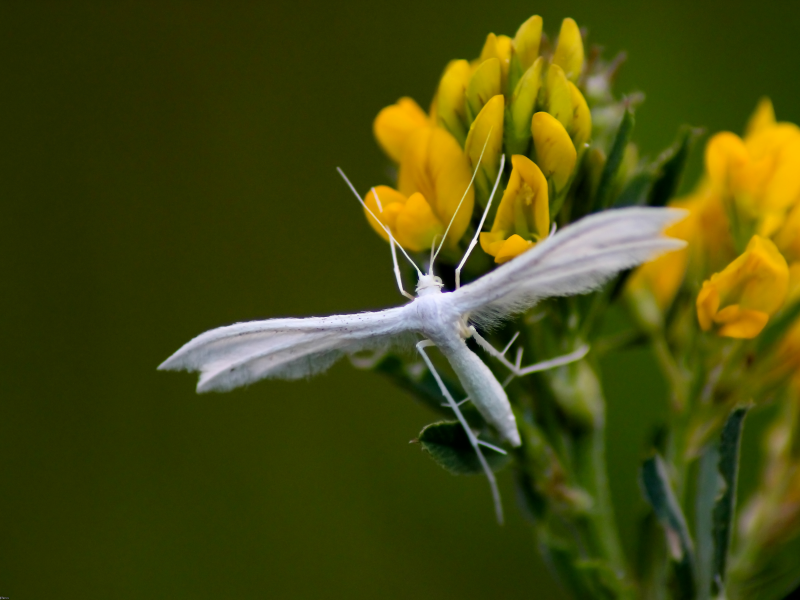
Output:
[454, 154, 506, 289]
[440, 396, 471, 408]
[469, 327, 589, 377]
[415, 339, 505, 525]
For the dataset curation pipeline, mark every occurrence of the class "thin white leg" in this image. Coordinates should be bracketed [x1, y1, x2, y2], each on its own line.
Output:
[455, 153, 507, 289]
[416, 340, 505, 525]
[469, 327, 589, 377]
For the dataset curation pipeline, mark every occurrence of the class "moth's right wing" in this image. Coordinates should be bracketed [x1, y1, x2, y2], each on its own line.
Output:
[449, 207, 687, 325]
[159, 305, 418, 393]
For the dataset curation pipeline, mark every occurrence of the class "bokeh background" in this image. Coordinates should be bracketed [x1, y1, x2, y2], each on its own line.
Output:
[2, 1, 799, 598]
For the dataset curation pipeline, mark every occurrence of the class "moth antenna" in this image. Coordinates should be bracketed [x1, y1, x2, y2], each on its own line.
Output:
[428, 235, 439, 275]
[455, 153, 506, 288]
[431, 128, 493, 266]
[372, 187, 415, 300]
[337, 168, 423, 277]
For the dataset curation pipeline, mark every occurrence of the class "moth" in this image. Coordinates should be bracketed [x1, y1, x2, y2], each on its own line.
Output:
[159, 158, 686, 522]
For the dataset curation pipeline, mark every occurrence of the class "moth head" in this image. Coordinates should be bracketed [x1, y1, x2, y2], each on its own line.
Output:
[416, 274, 444, 296]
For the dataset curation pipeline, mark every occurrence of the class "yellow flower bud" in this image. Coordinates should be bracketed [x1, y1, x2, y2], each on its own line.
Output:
[512, 15, 543, 73]
[373, 97, 430, 163]
[480, 155, 549, 263]
[363, 186, 443, 252]
[464, 94, 504, 207]
[506, 57, 544, 155]
[568, 81, 592, 150]
[466, 58, 502, 123]
[397, 127, 475, 249]
[745, 97, 776, 138]
[531, 111, 577, 193]
[543, 63, 574, 133]
[696, 236, 789, 338]
[436, 59, 472, 145]
[479, 33, 512, 91]
[552, 18, 584, 83]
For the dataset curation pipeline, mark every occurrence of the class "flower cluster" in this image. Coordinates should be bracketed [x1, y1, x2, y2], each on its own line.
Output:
[631, 99, 800, 340]
[367, 16, 591, 262]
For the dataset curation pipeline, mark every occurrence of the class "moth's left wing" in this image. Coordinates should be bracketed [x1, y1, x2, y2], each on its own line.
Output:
[448, 207, 687, 326]
[159, 305, 418, 392]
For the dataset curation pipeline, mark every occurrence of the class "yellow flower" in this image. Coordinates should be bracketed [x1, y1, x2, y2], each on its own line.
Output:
[396, 126, 475, 249]
[531, 111, 577, 194]
[705, 108, 800, 236]
[696, 236, 789, 338]
[552, 18, 584, 83]
[480, 155, 549, 263]
[363, 186, 443, 252]
[435, 59, 472, 145]
[464, 95, 504, 207]
[373, 97, 431, 163]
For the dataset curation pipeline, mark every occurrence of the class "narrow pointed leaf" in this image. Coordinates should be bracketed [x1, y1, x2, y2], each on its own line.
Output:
[648, 125, 703, 207]
[640, 454, 696, 599]
[593, 108, 635, 211]
[712, 406, 749, 595]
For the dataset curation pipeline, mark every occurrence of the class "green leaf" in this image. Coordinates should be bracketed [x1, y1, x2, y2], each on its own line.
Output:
[695, 445, 723, 600]
[712, 406, 749, 595]
[417, 421, 509, 475]
[648, 125, 703, 207]
[640, 454, 696, 600]
[593, 107, 635, 211]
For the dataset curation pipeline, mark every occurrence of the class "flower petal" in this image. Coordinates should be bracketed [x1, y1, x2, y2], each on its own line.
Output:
[466, 58, 502, 123]
[373, 98, 430, 163]
[552, 18, 584, 82]
[531, 111, 577, 192]
[512, 15, 543, 73]
[436, 59, 472, 146]
[464, 94, 505, 206]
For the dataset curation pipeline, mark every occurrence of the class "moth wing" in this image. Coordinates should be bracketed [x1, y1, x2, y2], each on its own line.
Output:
[159, 304, 418, 392]
[448, 207, 687, 326]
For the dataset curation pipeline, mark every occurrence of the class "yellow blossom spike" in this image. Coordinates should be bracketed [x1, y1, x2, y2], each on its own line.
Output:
[568, 81, 591, 150]
[506, 57, 544, 155]
[531, 111, 577, 193]
[745, 97, 776, 138]
[480, 154, 549, 263]
[464, 94, 505, 206]
[543, 63, 574, 133]
[398, 127, 474, 248]
[552, 18, 584, 83]
[696, 235, 789, 338]
[436, 59, 472, 146]
[373, 98, 430, 163]
[466, 58, 502, 123]
[512, 15, 543, 72]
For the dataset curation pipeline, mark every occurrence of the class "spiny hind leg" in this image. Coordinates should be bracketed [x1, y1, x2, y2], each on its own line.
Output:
[415, 339, 505, 525]
[468, 327, 589, 378]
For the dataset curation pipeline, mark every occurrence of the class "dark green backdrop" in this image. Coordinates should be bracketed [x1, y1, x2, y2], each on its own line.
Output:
[2, 2, 799, 598]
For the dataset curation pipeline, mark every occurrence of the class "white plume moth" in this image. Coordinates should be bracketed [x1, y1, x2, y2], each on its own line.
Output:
[159, 152, 686, 523]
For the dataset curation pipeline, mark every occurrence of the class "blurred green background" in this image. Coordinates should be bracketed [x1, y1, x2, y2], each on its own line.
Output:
[2, 1, 799, 598]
